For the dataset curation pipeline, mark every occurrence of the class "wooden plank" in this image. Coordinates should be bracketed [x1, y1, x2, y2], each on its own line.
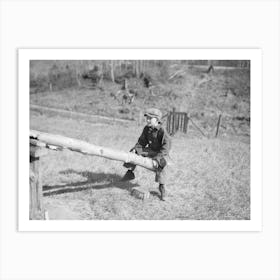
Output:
[189, 117, 207, 137]
[176, 113, 180, 131]
[172, 108, 176, 135]
[182, 113, 185, 132]
[168, 113, 171, 134]
[166, 113, 170, 134]
[184, 113, 189, 133]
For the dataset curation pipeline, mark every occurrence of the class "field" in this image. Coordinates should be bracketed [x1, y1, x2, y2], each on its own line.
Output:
[30, 63, 250, 220]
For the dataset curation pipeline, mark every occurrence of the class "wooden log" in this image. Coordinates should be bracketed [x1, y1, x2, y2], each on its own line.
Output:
[172, 108, 176, 134]
[170, 110, 173, 134]
[30, 130, 156, 171]
[180, 113, 183, 131]
[176, 113, 179, 131]
[166, 113, 170, 134]
[30, 139, 62, 151]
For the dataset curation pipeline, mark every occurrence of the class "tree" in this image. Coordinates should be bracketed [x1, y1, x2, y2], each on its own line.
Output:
[110, 60, 115, 82]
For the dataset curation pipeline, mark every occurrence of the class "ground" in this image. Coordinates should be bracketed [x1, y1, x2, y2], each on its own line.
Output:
[31, 110, 250, 220]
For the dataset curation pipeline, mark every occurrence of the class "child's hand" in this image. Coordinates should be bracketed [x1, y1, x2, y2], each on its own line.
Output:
[152, 160, 159, 168]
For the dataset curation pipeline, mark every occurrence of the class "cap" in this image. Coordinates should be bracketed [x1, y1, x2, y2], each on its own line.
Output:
[144, 108, 162, 121]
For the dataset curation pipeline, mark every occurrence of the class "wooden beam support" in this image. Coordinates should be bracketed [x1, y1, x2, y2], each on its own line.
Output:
[30, 145, 48, 220]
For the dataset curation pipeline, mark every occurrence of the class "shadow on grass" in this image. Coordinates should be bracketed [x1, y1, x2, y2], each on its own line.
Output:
[149, 190, 161, 200]
[43, 169, 139, 196]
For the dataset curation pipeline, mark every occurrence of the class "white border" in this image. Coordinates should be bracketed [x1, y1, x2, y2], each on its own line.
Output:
[19, 49, 262, 232]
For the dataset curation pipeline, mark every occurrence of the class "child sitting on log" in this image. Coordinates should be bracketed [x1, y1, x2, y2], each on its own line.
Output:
[122, 108, 171, 201]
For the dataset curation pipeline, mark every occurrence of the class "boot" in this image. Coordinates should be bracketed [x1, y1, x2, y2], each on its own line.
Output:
[159, 184, 166, 201]
[121, 170, 135, 181]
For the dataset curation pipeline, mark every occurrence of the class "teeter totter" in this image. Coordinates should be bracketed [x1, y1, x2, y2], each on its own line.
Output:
[29, 130, 157, 219]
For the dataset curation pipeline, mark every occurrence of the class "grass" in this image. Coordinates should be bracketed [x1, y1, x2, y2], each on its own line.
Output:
[31, 111, 250, 220]
[30, 67, 250, 137]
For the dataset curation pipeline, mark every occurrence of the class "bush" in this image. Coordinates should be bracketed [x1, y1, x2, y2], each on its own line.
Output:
[48, 64, 78, 91]
[30, 73, 49, 93]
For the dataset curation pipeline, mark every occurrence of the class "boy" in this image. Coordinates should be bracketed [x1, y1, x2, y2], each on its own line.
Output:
[122, 108, 171, 201]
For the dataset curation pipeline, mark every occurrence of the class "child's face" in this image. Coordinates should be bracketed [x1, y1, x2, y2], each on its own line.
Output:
[146, 116, 158, 127]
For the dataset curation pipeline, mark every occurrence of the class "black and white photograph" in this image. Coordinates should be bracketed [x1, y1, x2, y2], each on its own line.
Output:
[18, 49, 261, 230]
[2, 1, 280, 280]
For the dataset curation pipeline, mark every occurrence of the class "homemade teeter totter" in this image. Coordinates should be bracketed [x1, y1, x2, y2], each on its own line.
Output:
[30, 130, 156, 170]
[30, 130, 157, 219]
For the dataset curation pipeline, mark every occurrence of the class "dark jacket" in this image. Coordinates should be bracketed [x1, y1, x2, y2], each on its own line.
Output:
[134, 125, 171, 162]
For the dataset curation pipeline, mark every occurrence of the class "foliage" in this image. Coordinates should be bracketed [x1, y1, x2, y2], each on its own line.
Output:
[30, 60, 250, 94]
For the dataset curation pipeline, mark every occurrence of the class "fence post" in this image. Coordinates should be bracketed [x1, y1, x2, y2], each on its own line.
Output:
[180, 113, 184, 131]
[175, 110, 179, 132]
[167, 113, 171, 134]
[179, 113, 182, 131]
[215, 114, 222, 137]
[177, 113, 180, 131]
[30, 145, 48, 220]
[166, 113, 169, 133]
[172, 107, 176, 134]
[184, 113, 189, 133]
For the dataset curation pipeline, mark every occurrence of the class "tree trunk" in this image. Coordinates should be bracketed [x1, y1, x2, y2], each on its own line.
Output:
[110, 60, 115, 83]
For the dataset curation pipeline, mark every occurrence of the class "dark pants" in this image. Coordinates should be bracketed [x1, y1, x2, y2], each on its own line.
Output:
[123, 147, 167, 184]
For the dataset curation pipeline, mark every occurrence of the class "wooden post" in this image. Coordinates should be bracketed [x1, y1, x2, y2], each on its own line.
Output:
[172, 108, 176, 134]
[215, 114, 222, 137]
[166, 113, 170, 134]
[189, 117, 207, 137]
[30, 145, 48, 220]
[49, 83, 53, 92]
[30, 130, 157, 171]
[184, 113, 189, 133]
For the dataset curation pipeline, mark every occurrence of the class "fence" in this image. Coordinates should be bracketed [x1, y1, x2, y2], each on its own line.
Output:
[165, 108, 219, 138]
[166, 108, 189, 135]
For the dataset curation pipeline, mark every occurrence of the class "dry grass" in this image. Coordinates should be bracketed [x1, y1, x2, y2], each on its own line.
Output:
[31, 111, 250, 220]
[30, 67, 250, 137]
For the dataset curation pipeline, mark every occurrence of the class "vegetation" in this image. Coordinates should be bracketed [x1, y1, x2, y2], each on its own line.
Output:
[30, 60, 250, 138]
